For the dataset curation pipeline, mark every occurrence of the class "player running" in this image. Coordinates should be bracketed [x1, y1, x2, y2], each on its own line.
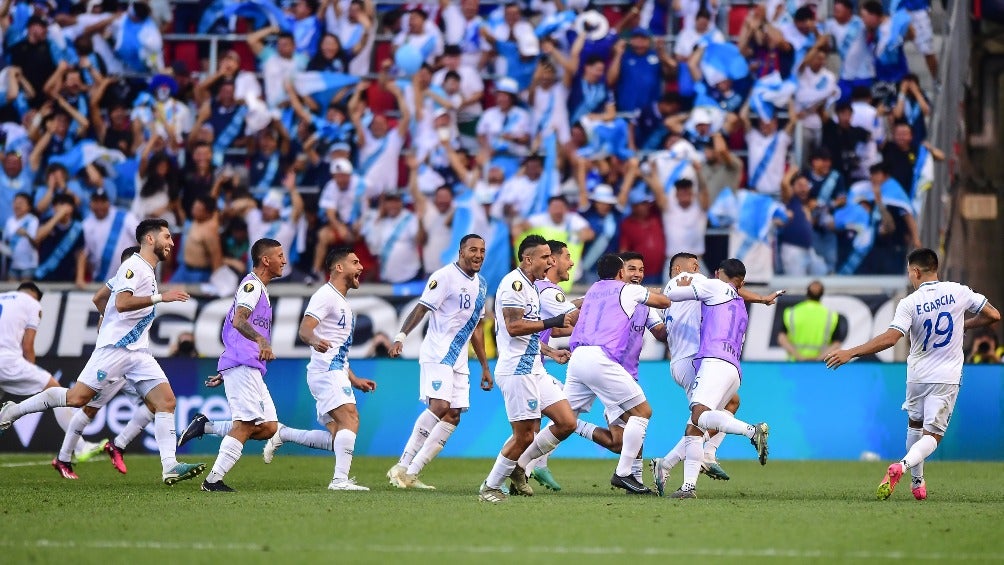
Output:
[478, 235, 578, 503]
[386, 234, 491, 490]
[199, 238, 285, 493]
[659, 258, 770, 499]
[0, 219, 205, 485]
[825, 248, 1000, 500]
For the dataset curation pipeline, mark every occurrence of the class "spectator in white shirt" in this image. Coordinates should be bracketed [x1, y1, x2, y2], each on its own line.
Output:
[231, 172, 305, 279]
[405, 154, 454, 275]
[477, 77, 531, 177]
[248, 26, 309, 108]
[493, 153, 545, 221]
[350, 77, 410, 196]
[3, 193, 39, 281]
[392, 7, 444, 64]
[314, 158, 370, 278]
[646, 162, 710, 274]
[740, 99, 797, 195]
[433, 44, 484, 143]
[674, 8, 725, 60]
[362, 191, 421, 283]
[441, 0, 488, 69]
[795, 42, 840, 159]
[79, 189, 139, 287]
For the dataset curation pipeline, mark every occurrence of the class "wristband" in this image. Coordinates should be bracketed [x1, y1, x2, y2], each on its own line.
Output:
[542, 314, 566, 330]
[151, 293, 163, 305]
[394, 332, 407, 343]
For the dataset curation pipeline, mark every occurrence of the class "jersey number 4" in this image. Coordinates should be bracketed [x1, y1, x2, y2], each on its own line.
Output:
[921, 311, 953, 351]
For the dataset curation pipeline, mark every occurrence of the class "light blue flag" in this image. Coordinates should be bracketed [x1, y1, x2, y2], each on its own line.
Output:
[222, 0, 293, 31]
[293, 71, 361, 108]
[49, 141, 126, 176]
[699, 41, 749, 86]
[535, 10, 576, 38]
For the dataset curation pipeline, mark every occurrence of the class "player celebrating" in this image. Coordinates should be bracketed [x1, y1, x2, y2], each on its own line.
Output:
[563, 254, 671, 494]
[659, 258, 770, 499]
[200, 238, 286, 493]
[0, 219, 205, 485]
[386, 234, 491, 490]
[825, 248, 1000, 500]
[478, 235, 578, 503]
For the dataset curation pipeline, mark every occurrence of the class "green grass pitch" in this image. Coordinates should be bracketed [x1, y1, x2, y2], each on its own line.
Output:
[2, 454, 1003, 564]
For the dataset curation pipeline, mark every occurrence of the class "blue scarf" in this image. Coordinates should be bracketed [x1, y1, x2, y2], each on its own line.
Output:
[359, 134, 389, 175]
[35, 220, 82, 279]
[817, 171, 841, 204]
[571, 79, 606, 125]
[663, 159, 690, 192]
[348, 177, 367, 223]
[839, 18, 863, 57]
[213, 104, 248, 156]
[95, 209, 127, 281]
[749, 133, 780, 189]
[7, 216, 31, 249]
[252, 152, 280, 199]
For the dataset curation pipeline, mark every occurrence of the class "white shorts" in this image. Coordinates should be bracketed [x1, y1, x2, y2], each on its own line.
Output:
[307, 369, 356, 426]
[565, 346, 646, 425]
[690, 358, 740, 411]
[419, 363, 470, 410]
[909, 10, 934, 55]
[221, 366, 277, 425]
[0, 356, 52, 396]
[902, 382, 958, 435]
[87, 378, 128, 409]
[670, 356, 698, 401]
[495, 371, 565, 422]
[77, 346, 169, 400]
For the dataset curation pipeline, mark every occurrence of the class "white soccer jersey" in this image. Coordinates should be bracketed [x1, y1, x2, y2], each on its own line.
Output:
[494, 268, 544, 376]
[418, 263, 488, 372]
[825, 16, 875, 81]
[889, 281, 987, 385]
[538, 284, 576, 319]
[304, 282, 355, 374]
[0, 291, 41, 358]
[663, 271, 708, 360]
[97, 253, 158, 351]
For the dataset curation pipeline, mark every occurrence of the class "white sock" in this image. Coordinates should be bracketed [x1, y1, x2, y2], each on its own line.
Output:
[485, 454, 517, 490]
[58, 411, 92, 462]
[53, 406, 75, 432]
[902, 435, 937, 470]
[154, 412, 179, 473]
[697, 410, 756, 438]
[575, 420, 596, 441]
[536, 451, 551, 470]
[332, 429, 357, 481]
[280, 427, 334, 451]
[114, 406, 154, 450]
[905, 427, 924, 480]
[6, 387, 67, 421]
[632, 457, 644, 483]
[206, 435, 243, 483]
[704, 431, 726, 462]
[517, 426, 562, 469]
[398, 409, 440, 467]
[615, 416, 648, 477]
[681, 435, 703, 491]
[661, 435, 688, 473]
[407, 421, 456, 475]
[204, 420, 232, 437]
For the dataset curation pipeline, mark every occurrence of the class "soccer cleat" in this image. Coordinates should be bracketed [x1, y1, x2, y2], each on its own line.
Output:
[263, 427, 284, 464]
[163, 462, 206, 485]
[877, 462, 905, 500]
[52, 458, 79, 480]
[668, 488, 697, 499]
[478, 481, 507, 503]
[701, 461, 731, 481]
[611, 472, 652, 495]
[750, 423, 769, 465]
[650, 458, 668, 497]
[530, 466, 562, 491]
[75, 439, 108, 463]
[103, 441, 128, 474]
[912, 478, 927, 500]
[402, 473, 436, 490]
[201, 479, 236, 493]
[328, 478, 370, 491]
[508, 464, 533, 496]
[387, 464, 407, 488]
[177, 413, 209, 448]
[0, 400, 15, 431]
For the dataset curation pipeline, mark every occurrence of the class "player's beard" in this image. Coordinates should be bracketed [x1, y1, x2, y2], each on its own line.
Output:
[153, 242, 171, 262]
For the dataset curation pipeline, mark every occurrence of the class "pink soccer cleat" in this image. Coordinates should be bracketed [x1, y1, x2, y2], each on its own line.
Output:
[52, 458, 79, 480]
[104, 441, 128, 474]
[877, 462, 905, 500]
[912, 478, 927, 500]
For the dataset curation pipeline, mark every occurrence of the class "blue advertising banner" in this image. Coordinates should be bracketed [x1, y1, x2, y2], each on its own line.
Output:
[2, 360, 1002, 461]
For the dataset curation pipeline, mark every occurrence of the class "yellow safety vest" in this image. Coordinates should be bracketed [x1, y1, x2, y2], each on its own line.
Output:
[782, 300, 838, 360]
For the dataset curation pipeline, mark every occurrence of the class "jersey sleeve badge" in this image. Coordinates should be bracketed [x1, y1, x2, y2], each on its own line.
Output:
[512, 280, 523, 291]
[555, 292, 565, 302]
[243, 282, 255, 293]
[429, 280, 438, 290]
[125, 269, 134, 279]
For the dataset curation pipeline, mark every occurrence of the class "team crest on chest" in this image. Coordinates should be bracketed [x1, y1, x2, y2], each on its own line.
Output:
[512, 280, 523, 292]
[244, 282, 256, 293]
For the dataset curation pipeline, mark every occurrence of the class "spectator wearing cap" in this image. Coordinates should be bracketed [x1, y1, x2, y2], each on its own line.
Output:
[314, 157, 369, 277]
[79, 188, 139, 286]
[351, 77, 409, 196]
[577, 173, 630, 282]
[493, 153, 545, 221]
[248, 25, 309, 108]
[404, 154, 454, 276]
[824, 0, 875, 102]
[433, 44, 484, 143]
[8, 15, 58, 106]
[3, 192, 39, 280]
[608, 28, 674, 117]
[479, 15, 539, 92]
[441, 0, 488, 69]
[821, 101, 871, 181]
[392, 7, 443, 64]
[739, 98, 796, 196]
[646, 161, 710, 277]
[133, 73, 191, 150]
[231, 171, 304, 279]
[803, 148, 846, 273]
[477, 77, 530, 177]
[618, 186, 665, 285]
[173, 194, 222, 283]
[778, 168, 828, 275]
[0, 150, 35, 226]
[362, 190, 421, 284]
[33, 193, 84, 282]
[325, 0, 375, 77]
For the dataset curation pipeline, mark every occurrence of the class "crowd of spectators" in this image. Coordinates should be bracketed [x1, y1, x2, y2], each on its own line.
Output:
[0, 0, 944, 288]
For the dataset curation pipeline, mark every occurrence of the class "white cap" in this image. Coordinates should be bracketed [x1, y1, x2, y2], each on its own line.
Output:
[330, 157, 353, 175]
[692, 107, 714, 125]
[589, 184, 618, 205]
[516, 30, 540, 57]
[262, 190, 284, 210]
[495, 77, 520, 96]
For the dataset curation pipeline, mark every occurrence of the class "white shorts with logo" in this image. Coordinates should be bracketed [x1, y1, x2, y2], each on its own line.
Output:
[307, 368, 356, 426]
[495, 370, 565, 422]
[689, 358, 740, 411]
[77, 346, 169, 400]
[419, 362, 470, 411]
[565, 346, 646, 425]
[670, 355, 698, 401]
[221, 366, 277, 425]
[902, 382, 959, 435]
[909, 9, 934, 55]
[0, 356, 52, 396]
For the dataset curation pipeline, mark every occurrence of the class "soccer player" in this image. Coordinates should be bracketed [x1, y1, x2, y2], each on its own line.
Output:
[563, 254, 672, 494]
[652, 252, 782, 493]
[200, 238, 286, 493]
[824, 248, 1000, 500]
[387, 234, 491, 490]
[0, 219, 205, 485]
[478, 235, 578, 503]
[292, 248, 377, 491]
[659, 258, 770, 499]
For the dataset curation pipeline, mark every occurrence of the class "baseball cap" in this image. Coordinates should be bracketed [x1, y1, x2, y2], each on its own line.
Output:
[590, 184, 619, 205]
[516, 30, 540, 57]
[495, 77, 520, 96]
[330, 158, 353, 175]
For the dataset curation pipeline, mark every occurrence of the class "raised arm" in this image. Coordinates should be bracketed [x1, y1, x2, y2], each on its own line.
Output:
[965, 301, 1002, 331]
[247, 25, 279, 56]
